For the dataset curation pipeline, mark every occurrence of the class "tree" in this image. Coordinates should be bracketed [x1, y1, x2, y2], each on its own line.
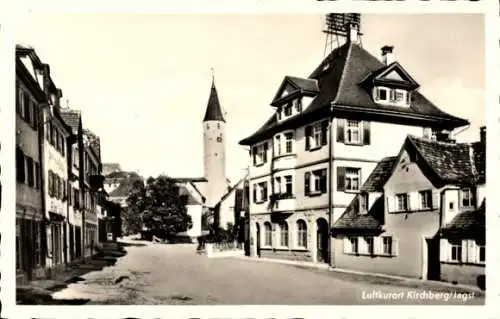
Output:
[126, 175, 193, 238]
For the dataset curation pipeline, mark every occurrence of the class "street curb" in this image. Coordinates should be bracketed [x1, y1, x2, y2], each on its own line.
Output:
[231, 255, 484, 295]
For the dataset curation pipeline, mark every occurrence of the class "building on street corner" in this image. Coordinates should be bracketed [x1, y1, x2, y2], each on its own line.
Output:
[238, 17, 471, 267]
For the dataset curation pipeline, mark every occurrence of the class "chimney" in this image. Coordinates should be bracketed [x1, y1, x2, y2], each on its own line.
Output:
[381, 45, 395, 65]
[54, 88, 62, 110]
[346, 22, 359, 43]
[480, 126, 486, 145]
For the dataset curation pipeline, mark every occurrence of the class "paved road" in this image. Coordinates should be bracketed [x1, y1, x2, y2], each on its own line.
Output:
[52, 239, 484, 305]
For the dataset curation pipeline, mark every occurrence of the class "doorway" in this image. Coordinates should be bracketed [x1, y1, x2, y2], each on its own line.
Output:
[316, 218, 329, 263]
[426, 237, 441, 280]
[256, 223, 261, 258]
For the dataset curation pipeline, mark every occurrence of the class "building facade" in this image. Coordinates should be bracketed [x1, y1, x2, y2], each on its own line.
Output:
[331, 128, 485, 288]
[16, 45, 106, 283]
[239, 23, 469, 265]
[16, 49, 46, 283]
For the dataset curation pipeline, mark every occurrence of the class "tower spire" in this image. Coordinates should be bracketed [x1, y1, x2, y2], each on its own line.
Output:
[203, 70, 226, 123]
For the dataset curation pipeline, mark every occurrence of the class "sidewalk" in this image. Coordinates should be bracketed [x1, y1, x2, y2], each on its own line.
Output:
[17, 242, 129, 305]
[231, 255, 485, 296]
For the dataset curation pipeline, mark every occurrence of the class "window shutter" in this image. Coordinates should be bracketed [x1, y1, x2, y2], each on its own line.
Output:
[305, 126, 311, 150]
[320, 169, 327, 193]
[336, 118, 345, 143]
[263, 143, 268, 163]
[392, 238, 399, 256]
[471, 187, 477, 208]
[358, 237, 367, 254]
[363, 121, 371, 145]
[336, 166, 346, 192]
[374, 237, 382, 255]
[321, 120, 328, 146]
[431, 189, 439, 209]
[252, 147, 257, 165]
[461, 239, 468, 263]
[374, 88, 379, 100]
[467, 240, 476, 263]
[304, 172, 310, 196]
[440, 239, 448, 262]
[343, 237, 350, 253]
[409, 192, 418, 211]
[263, 182, 268, 200]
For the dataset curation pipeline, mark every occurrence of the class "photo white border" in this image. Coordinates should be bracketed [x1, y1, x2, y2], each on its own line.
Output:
[1, 0, 498, 318]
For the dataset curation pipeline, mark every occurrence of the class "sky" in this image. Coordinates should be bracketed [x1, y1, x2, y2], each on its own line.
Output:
[16, 14, 485, 183]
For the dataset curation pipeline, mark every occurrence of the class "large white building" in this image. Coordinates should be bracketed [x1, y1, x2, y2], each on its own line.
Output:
[238, 20, 469, 265]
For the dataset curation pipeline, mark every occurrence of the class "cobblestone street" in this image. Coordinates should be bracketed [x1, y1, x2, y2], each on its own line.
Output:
[50, 238, 484, 305]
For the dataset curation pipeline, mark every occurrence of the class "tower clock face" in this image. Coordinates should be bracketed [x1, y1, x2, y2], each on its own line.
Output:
[217, 136, 222, 142]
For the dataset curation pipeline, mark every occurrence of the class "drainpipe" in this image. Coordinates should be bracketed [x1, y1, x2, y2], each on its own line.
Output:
[327, 109, 334, 267]
[269, 137, 275, 248]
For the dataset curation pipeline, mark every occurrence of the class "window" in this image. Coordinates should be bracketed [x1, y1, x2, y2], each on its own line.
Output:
[359, 192, 368, 214]
[377, 88, 388, 101]
[284, 132, 294, 154]
[252, 143, 268, 166]
[296, 220, 307, 248]
[419, 190, 432, 209]
[312, 123, 322, 147]
[348, 236, 358, 254]
[449, 202, 455, 211]
[406, 92, 411, 104]
[478, 245, 485, 263]
[23, 93, 30, 123]
[345, 120, 362, 144]
[16, 148, 25, 183]
[344, 168, 360, 192]
[253, 182, 268, 203]
[26, 156, 34, 187]
[284, 175, 293, 197]
[305, 169, 327, 195]
[382, 237, 393, 255]
[34, 162, 40, 189]
[264, 222, 272, 246]
[274, 135, 281, 156]
[277, 109, 282, 121]
[279, 222, 289, 247]
[394, 90, 405, 102]
[450, 240, 462, 262]
[294, 99, 302, 112]
[284, 103, 293, 116]
[274, 176, 281, 195]
[461, 188, 474, 208]
[305, 121, 327, 150]
[364, 237, 374, 255]
[396, 193, 408, 211]
[33, 221, 42, 266]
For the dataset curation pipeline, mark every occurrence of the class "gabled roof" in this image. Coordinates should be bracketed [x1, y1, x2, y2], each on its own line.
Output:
[240, 42, 468, 145]
[215, 175, 247, 208]
[361, 156, 398, 192]
[271, 75, 319, 105]
[60, 109, 82, 134]
[441, 199, 485, 239]
[203, 82, 225, 123]
[406, 135, 480, 186]
[361, 62, 420, 90]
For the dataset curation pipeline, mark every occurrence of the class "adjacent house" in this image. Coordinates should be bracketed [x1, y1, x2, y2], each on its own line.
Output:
[60, 109, 84, 262]
[331, 128, 485, 288]
[238, 22, 469, 265]
[16, 48, 46, 283]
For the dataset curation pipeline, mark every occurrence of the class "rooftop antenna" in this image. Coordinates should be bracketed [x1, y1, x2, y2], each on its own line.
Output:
[323, 13, 362, 58]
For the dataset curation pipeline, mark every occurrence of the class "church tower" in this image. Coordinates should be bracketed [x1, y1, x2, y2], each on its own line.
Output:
[203, 73, 227, 208]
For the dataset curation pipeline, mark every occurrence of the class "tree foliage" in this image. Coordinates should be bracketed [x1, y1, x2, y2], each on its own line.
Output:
[126, 175, 193, 238]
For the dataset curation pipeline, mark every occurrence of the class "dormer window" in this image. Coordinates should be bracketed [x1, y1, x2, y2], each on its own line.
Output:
[374, 86, 411, 107]
[359, 192, 368, 214]
[284, 103, 293, 117]
[294, 99, 302, 112]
